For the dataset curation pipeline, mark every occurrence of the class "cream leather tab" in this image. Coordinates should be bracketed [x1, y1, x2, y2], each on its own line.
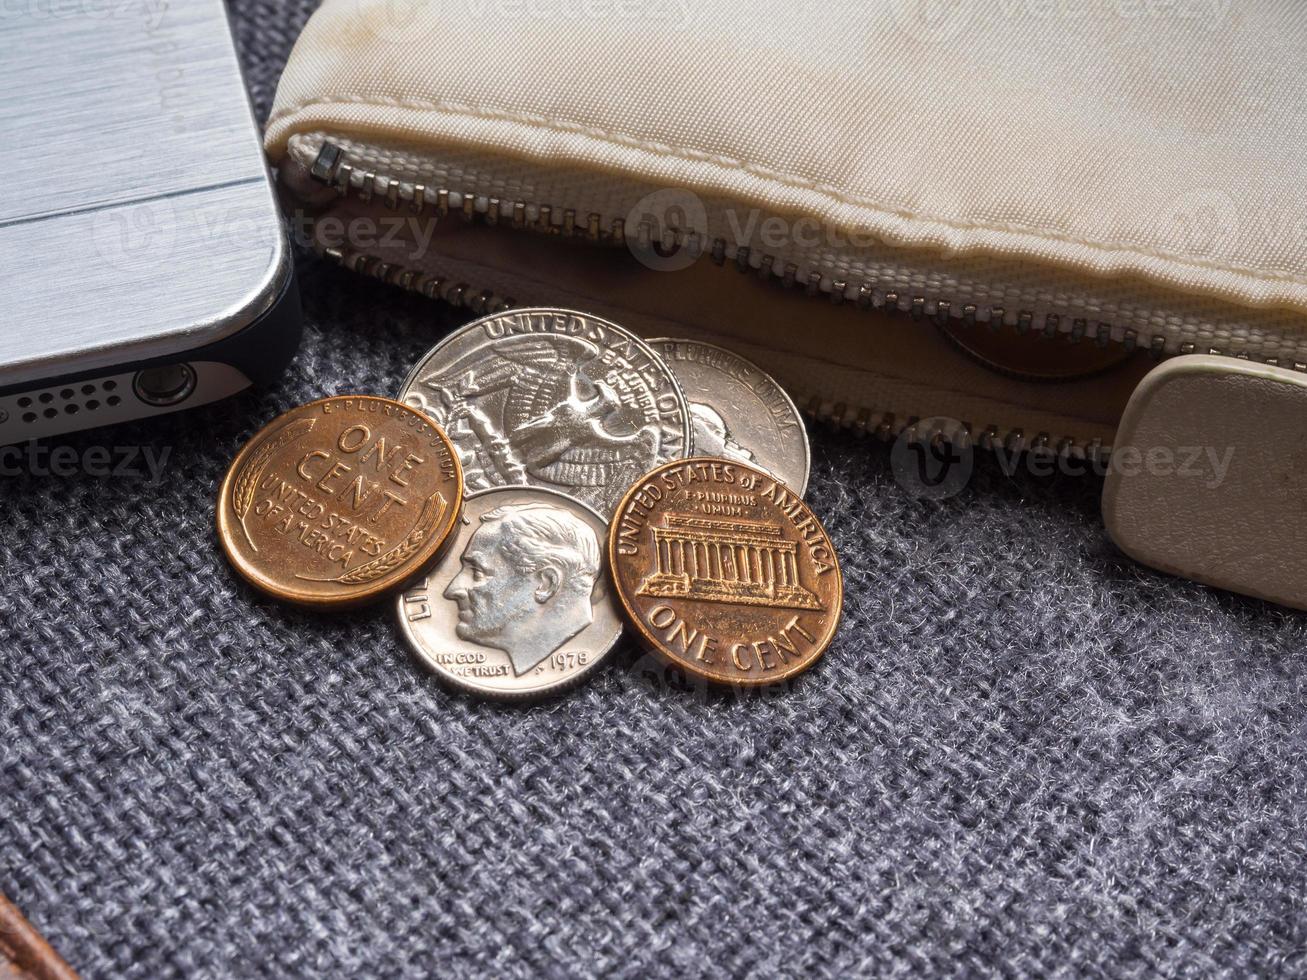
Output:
[1103, 356, 1307, 611]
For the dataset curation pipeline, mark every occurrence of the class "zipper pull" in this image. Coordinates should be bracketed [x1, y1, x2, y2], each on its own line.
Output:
[310, 141, 344, 185]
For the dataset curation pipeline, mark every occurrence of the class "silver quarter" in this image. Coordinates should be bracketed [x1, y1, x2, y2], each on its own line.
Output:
[397, 487, 622, 700]
[399, 308, 692, 517]
[649, 338, 810, 495]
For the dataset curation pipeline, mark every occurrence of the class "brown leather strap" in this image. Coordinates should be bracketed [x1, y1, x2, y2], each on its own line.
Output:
[0, 894, 77, 980]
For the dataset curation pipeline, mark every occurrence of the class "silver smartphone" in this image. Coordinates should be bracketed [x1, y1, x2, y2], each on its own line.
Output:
[0, 0, 300, 443]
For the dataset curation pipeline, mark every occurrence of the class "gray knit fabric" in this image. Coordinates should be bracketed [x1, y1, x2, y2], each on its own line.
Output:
[3, 3, 1306, 977]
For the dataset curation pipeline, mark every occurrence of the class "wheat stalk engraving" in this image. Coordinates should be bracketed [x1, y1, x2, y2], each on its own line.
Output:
[230, 416, 317, 550]
[322, 490, 449, 586]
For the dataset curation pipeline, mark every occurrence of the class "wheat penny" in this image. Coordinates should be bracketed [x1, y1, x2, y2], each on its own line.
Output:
[216, 395, 463, 608]
[397, 487, 621, 700]
[609, 458, 842, 687]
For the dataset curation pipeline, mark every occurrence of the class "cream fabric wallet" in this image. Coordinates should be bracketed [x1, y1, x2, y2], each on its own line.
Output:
[265, 1, 1307, 609]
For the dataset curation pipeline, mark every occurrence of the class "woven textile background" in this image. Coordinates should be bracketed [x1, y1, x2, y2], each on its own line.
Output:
[2, 3, 1306, 976]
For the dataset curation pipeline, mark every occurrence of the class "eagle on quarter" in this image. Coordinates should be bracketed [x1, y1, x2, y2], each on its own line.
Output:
[418, 335, 663, 499]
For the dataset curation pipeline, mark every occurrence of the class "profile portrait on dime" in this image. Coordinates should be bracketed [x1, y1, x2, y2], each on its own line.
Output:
[398, 487, 624, 700]
[400, 309, 691, 517]
[445, 499, 601, 676]
[650, 338, 810, 495]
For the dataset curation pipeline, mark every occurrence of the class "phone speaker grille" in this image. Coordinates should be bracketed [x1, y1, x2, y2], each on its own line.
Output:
[14, 379, 123, 423]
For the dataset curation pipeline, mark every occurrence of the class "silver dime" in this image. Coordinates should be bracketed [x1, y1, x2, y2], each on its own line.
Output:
[397, 487, 622, 700]
[649, 338, 810, 495]
[399, 308, 692, 517]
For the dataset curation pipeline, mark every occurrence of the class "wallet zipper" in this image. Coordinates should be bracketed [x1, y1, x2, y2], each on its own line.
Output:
[293, 142, 1127, 458]
[304, 142, 1307, 371]
[287, 140, 1287, 460]
[312, 238, 1110, 461]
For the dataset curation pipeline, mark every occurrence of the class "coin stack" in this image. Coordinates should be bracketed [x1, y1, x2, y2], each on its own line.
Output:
[216, 309, 843, 699]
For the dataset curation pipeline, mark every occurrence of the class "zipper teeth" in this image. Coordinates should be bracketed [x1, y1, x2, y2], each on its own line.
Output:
[320, 244, 517, 316]
[309, 142, 1307, 370]
[803, 396, 1109, 463]
[307, 142, 1113, 460]
[308, 143, 1307, 373]
[316, 238, 1110, 463]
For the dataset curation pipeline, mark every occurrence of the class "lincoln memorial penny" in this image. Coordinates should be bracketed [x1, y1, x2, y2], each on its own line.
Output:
[609, 458, 842, 686]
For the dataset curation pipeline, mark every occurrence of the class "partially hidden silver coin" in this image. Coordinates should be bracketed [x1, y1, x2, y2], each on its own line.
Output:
[399, 308, 692, 517]
[649, 338, 810, 495]
[397, 487, 623, 700]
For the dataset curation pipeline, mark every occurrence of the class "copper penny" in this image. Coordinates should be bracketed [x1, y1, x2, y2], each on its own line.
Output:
[216, 395, 463, 608]
[609, 458, 842, 687]
[937, 319, 1136, 381]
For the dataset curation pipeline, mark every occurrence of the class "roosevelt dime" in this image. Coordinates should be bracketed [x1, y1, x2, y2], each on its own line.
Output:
[397, 487, 622, 699]
[650, 338, 810, 494]
[216, 395, 463, 608]
[398, 308, 691, 517]
[610, 458, 842, 687]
